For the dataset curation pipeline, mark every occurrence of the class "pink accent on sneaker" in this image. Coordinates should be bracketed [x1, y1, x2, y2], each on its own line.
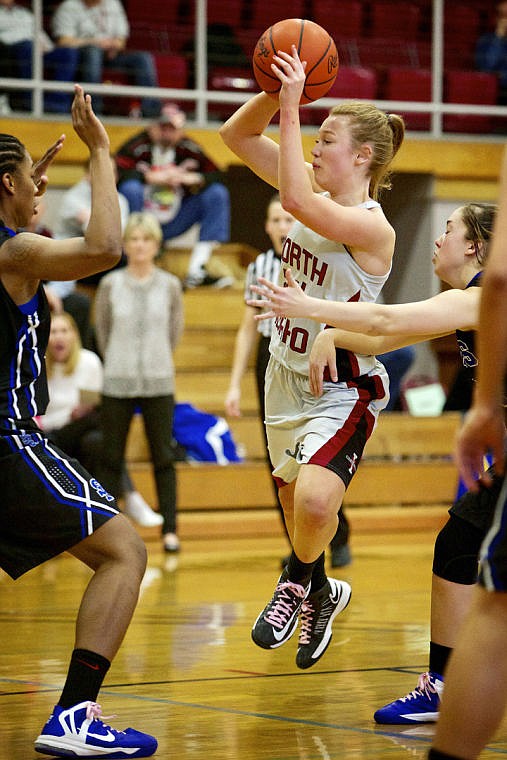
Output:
[263, 580, 308, 629]
[85, 702, 116, 722]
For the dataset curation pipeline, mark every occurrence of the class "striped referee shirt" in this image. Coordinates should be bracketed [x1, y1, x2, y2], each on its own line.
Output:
[244, 248, 281, 339]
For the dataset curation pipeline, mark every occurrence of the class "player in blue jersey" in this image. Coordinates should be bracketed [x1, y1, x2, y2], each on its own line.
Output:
[429, 149, 507, 760]
[0, 85, 157, 758]
[251, 201, 498, 725]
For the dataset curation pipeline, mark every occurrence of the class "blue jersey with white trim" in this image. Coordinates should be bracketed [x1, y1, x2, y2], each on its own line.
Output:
[0, 226, 50, 434]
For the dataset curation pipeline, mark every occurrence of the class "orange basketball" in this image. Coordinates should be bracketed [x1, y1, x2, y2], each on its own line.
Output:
[252, 18, 339, 105]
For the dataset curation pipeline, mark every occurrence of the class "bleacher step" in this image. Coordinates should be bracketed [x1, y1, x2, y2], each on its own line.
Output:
[129, 458, 458, 511]
[133, 503, 449, 543]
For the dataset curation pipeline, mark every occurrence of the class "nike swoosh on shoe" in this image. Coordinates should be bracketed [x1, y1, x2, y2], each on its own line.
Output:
[87, 730, 117, 742]
[272, 615, 299, 642]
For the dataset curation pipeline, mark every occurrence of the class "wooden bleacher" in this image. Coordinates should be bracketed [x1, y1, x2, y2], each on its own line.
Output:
[127, 409, 461, 531]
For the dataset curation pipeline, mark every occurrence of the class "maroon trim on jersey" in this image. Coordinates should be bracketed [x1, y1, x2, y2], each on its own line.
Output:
[358, 371, 387, 401]
[271, 372, 385, 488]
[310, 400, 375, 469]
[309, 374, 384, 485]
[322, 346, 361, 382]
[322, 290, 362, 381]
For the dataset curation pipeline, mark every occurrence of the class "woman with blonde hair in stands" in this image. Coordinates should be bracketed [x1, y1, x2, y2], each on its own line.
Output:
[94, 211, 184, 553]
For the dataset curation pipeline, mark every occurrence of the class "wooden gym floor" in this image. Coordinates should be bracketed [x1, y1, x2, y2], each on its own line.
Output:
[2, 526, 507, 759]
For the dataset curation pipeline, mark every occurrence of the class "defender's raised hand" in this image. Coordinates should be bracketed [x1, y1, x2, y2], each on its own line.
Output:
[71, 84, 110, 152]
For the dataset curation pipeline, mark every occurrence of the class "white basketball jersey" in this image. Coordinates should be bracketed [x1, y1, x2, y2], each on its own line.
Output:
[269, 200, 391, 377]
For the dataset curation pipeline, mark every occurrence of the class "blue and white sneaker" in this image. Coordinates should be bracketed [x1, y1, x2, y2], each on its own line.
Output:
[374, 671, 444, 724]
[34, 701, 158, 758]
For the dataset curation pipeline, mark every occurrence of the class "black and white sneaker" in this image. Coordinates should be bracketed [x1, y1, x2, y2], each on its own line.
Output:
[184, 273, 234, 289]
[251, 571, 310, 649]
[296, 577, 352, 669]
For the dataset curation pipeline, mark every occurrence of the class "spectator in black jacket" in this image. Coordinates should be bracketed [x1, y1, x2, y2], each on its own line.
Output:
[115, 103, 232, 288]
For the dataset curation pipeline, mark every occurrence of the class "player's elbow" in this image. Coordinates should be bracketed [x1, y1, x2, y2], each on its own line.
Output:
[86, 237, 122, 267]
[103, 240, 122, 266]
[219, 120, 236, 148]
[278, 191, 303, 217]
[368, 313, 395, 337]
[218, 121, 229, 141]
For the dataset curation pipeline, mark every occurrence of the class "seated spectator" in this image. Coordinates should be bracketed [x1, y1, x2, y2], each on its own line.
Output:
[476, 0, 507, 104]
[51, 0, 159, 117]
[0, 0, 78, 113]
[54, 157, 130, 240]
[115, 102, 232, 288]
[37, 311, 164, 528]
[45, 157, 129, 348]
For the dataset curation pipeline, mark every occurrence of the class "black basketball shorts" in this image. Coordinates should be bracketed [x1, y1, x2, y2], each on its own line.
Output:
[0, 431, 119, 579]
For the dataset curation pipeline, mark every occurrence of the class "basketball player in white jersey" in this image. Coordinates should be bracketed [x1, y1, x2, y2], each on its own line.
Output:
[220, 45, 405, 669]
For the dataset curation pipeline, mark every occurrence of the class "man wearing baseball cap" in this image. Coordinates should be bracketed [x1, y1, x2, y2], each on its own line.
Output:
[115, 102, 232, 288]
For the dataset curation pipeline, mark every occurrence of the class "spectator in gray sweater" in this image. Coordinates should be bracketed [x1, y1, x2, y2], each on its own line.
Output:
[94, 211, 184, 553]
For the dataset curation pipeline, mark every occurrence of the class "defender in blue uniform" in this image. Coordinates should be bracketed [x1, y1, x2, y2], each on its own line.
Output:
[0, 85, 157, 758]
[429, 149, 507, 760]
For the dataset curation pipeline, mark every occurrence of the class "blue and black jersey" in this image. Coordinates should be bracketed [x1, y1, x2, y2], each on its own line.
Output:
[0, 225, 51, 434]
[444, 271, 481, 412]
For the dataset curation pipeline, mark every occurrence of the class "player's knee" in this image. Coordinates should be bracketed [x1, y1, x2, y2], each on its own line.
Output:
[433, 514, 483, 584]
[109, 517, 148, 578]
[125, 525, 147, 570]
[297, 492, 335, 529]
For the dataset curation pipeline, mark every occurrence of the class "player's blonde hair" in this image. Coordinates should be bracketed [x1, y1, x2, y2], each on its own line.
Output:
[328, 101, 405, 200]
